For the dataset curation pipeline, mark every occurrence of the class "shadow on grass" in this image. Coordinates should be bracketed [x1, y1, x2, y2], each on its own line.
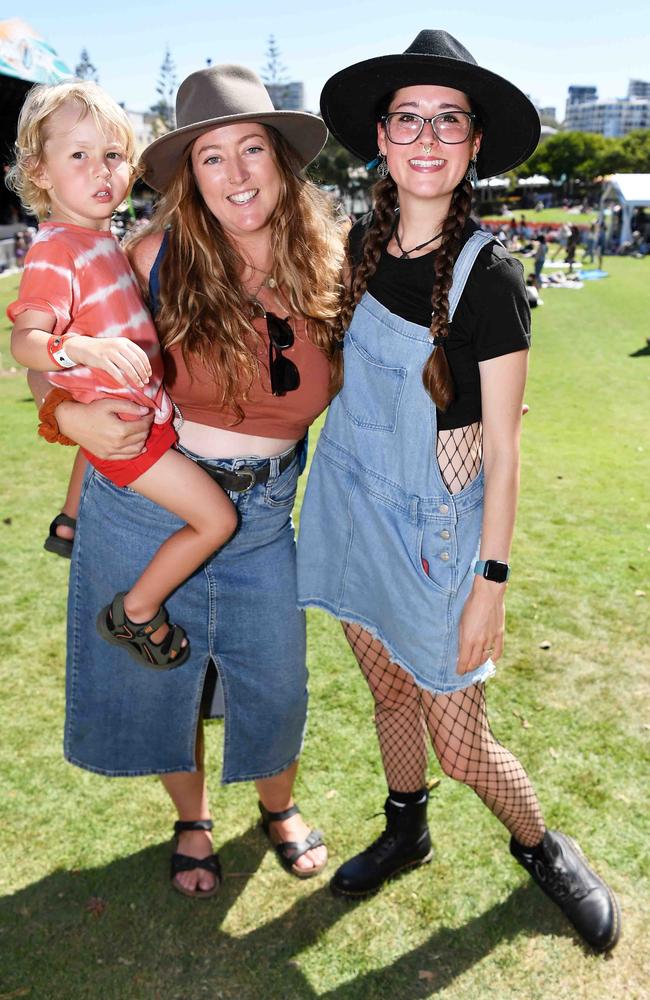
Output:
[628, 344, 650, 357]
[0, 825, 577, 1000]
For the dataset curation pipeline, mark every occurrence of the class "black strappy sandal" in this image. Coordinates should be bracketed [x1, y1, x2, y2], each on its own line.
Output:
[258, 802, 327, 879]
[170, 819, 222, 899]
[44, 513, 76, 559]
[96, 592, 190, 670]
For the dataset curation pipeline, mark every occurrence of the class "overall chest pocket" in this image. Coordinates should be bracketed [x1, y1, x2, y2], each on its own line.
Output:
[339, 331, 407, 432]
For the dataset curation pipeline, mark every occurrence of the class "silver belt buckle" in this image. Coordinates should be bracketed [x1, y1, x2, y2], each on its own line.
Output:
[234, 467, 256, 492]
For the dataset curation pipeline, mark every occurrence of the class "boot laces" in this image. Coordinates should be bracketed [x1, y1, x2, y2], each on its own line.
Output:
[361, 809, 400, 863]
[363, 827, 399, 863]
[535, 859, 590, 901]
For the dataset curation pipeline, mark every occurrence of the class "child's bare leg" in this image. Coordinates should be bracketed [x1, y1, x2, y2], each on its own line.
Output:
[122, 449, 237, 640]
[27, 371, 86, 543]
[53, 449, 88, 540]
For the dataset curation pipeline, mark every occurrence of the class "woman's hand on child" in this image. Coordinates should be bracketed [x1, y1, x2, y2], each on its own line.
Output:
[456, 576, 506, 674]
[66, 335, 152, 387]
[56, 397, 153, 460]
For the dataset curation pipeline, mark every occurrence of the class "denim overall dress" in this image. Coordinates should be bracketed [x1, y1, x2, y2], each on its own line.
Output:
[297, 230, 497, 694]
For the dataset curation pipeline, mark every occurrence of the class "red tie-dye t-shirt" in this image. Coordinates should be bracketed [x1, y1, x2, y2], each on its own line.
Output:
[8, 221, 172, 425]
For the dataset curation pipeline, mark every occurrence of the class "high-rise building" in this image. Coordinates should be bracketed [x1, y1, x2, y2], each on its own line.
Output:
[265, 81, 305, 111]
[628, 79, 650, 99]
[566, 85, 598, 107]
[564, 83, 650, 136]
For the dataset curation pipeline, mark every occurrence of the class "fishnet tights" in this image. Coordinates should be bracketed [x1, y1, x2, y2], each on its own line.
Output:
[343, 622, 546, 847]
[437, 421, 482, 494]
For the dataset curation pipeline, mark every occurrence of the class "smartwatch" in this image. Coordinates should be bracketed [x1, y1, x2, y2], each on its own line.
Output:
[474, 559, 510, 583]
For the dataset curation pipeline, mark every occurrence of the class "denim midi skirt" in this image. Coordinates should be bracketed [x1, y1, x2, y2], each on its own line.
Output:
[65, 447, 308, 781]
[298, 235, 498, 693]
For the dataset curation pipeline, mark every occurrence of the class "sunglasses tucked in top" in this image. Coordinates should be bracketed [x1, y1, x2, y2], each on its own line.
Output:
[381, 111, 476, 145]
[266, 311, 300, 396]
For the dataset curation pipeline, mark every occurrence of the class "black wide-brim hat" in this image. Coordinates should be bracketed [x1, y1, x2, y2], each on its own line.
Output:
[320, 30, 540, 179]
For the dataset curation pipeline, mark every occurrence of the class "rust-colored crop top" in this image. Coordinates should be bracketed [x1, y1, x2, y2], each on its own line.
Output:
[163, 315, 332, 439]
[150, 235, 332, 439]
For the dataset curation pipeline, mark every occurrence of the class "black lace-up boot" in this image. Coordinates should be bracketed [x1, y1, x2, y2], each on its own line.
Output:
[330, 790, 433, 898]
[510, 830, 621, 952]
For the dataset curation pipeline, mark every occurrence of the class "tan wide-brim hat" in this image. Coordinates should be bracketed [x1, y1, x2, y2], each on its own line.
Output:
[141, 64, 328, 192]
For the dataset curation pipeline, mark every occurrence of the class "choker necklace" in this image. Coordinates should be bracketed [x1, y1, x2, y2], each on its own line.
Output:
[394, 226, 443, 259]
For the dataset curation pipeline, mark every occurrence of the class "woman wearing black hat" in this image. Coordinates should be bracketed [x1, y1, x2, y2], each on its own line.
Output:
[297, 31, 619, 951]
[49, 65, 343, 896]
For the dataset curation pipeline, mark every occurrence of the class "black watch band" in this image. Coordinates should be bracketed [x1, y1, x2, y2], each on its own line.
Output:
[474, 559, 510, 583]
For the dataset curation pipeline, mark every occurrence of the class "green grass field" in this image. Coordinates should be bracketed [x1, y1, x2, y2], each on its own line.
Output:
[483, 208, 598, 226]
[0, 258, 649, 999]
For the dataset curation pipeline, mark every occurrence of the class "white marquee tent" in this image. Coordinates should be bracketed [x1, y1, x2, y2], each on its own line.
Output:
[599, 174, 650, 245]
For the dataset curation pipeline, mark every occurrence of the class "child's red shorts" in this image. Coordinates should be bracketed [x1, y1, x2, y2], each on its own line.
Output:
[82, 415, 177, 487]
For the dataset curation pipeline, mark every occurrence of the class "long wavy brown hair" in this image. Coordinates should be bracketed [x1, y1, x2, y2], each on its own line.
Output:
[128, 127, 344, 420]
[340, 123, 477, 411]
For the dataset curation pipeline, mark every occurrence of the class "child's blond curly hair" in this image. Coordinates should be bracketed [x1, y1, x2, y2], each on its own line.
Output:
[6, 80, 138, 220]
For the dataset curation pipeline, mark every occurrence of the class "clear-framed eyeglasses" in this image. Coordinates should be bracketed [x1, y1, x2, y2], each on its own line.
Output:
[381, 111, 476, 145]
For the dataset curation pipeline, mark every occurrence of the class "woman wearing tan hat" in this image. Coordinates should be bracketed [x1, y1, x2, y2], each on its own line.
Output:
[52, 64, 343, 896]
[297, 30, 620, 951]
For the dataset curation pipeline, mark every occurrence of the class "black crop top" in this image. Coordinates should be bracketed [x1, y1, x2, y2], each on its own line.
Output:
[348, 215, 531, 430]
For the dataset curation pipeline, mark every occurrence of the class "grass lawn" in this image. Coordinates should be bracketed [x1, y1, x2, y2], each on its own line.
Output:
[0, 258, 649, 1000]
[482, 208, 598, 226]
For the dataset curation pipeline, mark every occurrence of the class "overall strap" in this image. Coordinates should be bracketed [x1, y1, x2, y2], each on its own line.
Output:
[148, 230, 170, 317]
[448, 230, 499, 322]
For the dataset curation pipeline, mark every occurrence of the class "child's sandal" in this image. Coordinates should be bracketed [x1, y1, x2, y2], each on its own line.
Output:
[96, 592, 190, 670]
[44, 513, 76, 559]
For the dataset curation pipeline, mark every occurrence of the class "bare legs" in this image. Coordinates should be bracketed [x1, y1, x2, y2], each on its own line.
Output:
[162, 728, 325, 893]
[58, 448, 87, 538]
[161, 722, 215, 894]
[343, 622, 546, 846]
[256, 762, 328, 873]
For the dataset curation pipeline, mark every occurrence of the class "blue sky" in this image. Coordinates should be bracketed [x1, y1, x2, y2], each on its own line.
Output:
[18, 0, 650, 119]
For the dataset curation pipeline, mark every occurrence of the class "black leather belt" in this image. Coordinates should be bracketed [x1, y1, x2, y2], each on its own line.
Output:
[195, 446, 297, 493]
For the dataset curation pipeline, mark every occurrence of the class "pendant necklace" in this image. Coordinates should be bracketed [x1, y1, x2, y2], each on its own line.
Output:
[247, 260, 277, 289]
[394, 226, 443, 259]
[247, 265, 278, 318]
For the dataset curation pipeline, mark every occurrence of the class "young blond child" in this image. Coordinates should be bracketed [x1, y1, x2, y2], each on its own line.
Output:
[8, 81, 237, 669]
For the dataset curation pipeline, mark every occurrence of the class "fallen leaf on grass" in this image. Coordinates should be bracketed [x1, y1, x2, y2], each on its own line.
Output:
[538, 640, 552, 649]
[85, 897, 107, 917]
[325, 789, 337, 799]
[418, 970, 436, 982]
[117, 958, 133, 966]
[512, 711, 531, 729]
[634, 590, 646, 597]
[549, 747, 559, 759]
[426, 777, 441, 791]
[0, 989, 31, 999]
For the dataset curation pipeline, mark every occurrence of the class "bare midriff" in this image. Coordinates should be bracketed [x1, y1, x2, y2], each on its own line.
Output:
[178, 419, 298, 459]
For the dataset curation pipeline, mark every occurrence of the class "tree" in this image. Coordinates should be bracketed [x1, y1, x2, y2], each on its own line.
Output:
[619, 129, 650, 172]
[150, 47, 177, 133]
[75, 49, 98, 82]
[308, 135, 374, 214]
[261, 35, 289, 109]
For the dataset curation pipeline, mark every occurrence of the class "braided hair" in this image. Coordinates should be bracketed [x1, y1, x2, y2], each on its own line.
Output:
[339, 166, 474, 411]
